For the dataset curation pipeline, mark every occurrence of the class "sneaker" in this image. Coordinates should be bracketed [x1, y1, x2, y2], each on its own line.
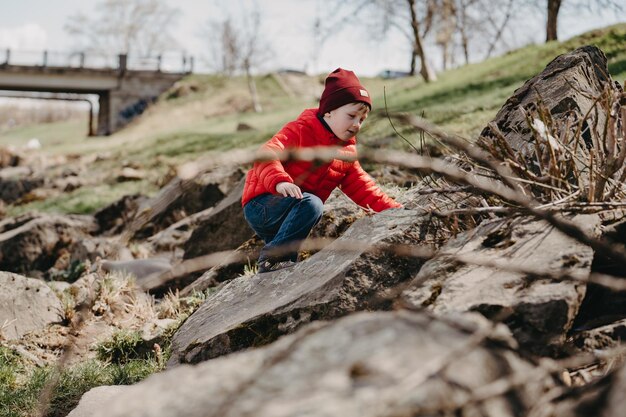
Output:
[258, 260, 296, 273]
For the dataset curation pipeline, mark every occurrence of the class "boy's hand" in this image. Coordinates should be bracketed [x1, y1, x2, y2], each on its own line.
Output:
[276, 182, 303, 199]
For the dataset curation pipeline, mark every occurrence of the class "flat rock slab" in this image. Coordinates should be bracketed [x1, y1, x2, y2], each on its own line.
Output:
[86, 311, 553, 417]
[67, 386, 127, 417]
[168, 208, 425, 366]
[0, 272, 64, 340]
[402, 214, 601, 355]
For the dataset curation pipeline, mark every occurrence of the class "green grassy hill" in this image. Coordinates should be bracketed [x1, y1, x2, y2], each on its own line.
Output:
[1, 23, 625, 216]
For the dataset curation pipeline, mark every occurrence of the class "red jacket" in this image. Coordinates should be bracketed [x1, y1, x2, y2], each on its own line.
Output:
[242, 108, 401, 212]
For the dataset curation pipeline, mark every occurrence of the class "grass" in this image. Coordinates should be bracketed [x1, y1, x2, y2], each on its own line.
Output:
[0, 260, 211, 417]
[1, 298, 171, 417]
[95, 329, 145, 364]
[0, 119, 89, 155]
[6, 179, 160, 217]
[0, 351, 159, 417]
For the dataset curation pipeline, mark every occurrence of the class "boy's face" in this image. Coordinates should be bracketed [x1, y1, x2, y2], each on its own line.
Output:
[323, 102, 369, 141]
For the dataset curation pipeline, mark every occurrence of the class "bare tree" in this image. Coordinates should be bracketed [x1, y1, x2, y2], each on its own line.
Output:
[203, 18, 240, 76]
[546, 0, 563, 41]
[64, 0, 180, 58]
[435, 0, 457, 70]
[320, 0, 438, 82]
[443, 0, 519, 65]
[454, 0, 476, 65]
[480, 0, 517, 59]
[521, 0, 623, 42]
[200, 1, 273, 113]
[407, 0, 438, 81]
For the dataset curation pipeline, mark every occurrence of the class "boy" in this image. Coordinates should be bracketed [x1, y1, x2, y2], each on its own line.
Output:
[242, 68, 402, 273]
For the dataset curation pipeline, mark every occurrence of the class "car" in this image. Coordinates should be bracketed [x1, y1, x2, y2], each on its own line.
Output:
[377, 69, 411, 79]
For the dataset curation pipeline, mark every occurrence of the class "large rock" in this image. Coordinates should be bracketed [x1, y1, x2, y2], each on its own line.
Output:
[0, 272, 64, 340]
[67, 386, 127, 417]
[182, 178, 254, 259]
[571, 215, 626, 332]
[480, 45, 612, 154]
[134, 166, 244, 240]
[402, 214, 601, 355]
[0, 213, 98, 274]
[82, 311, 556, 417]
[308, 189, 366, 240]
[94, 194, 146, 236]
[169, 207, 427, 366]
[479, 45, 622, 199]
[68, 236, 135, 265]
[0, 176, 45, 204]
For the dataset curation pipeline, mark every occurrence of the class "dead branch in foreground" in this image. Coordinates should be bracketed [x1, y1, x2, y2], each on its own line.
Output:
[139, 236, 626, 293]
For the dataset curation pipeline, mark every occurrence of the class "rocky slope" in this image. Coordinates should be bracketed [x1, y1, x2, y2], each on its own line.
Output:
[2, 46, 626, 416]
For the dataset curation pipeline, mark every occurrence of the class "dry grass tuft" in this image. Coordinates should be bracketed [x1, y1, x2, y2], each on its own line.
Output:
[479, 85, 626, 205]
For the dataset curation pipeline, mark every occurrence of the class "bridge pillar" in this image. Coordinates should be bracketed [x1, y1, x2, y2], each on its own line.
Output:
[95, 72, 183, 135]
[97, 89, 158, 136]
[97, 92, 111, 136]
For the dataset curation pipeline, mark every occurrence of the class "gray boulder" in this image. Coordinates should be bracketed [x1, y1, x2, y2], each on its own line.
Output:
[0, 176, 44, 204]
[0, 213, 98, 274]
[94, 194, 146, 236]
[84, 311, 556, 417]
[479, 45, 620, 195]
[402, 214, 601, 355]
[169, 207, 425, 366]
[67, 386, 127, 417]
[0, 272, 64, 340]
[182, 178, 253, 259]
[132, 166, 244, 241]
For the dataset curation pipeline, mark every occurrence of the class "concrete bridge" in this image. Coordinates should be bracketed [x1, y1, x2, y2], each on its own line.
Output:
[0, 50, 193, 135]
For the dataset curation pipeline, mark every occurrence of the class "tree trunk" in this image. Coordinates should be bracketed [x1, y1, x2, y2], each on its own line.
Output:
[407, 0, 437, 82]
[546, 0, 562, 41]
[244, 62, 262, 113]
[459, 21, 470, 65]
[458, 0, 470, 65]
[461, 32, 470, 65]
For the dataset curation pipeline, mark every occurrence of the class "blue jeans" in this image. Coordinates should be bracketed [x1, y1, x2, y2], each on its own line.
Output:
[243, 192, 324, 263]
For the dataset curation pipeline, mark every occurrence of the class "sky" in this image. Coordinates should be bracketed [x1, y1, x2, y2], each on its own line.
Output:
[0, 0, 624, 77]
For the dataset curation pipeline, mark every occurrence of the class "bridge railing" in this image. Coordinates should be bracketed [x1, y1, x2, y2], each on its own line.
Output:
[0, 49, 193, 74]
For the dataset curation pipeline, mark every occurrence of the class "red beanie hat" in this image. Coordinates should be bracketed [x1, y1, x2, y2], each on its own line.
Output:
[318, 68, 372, 116]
